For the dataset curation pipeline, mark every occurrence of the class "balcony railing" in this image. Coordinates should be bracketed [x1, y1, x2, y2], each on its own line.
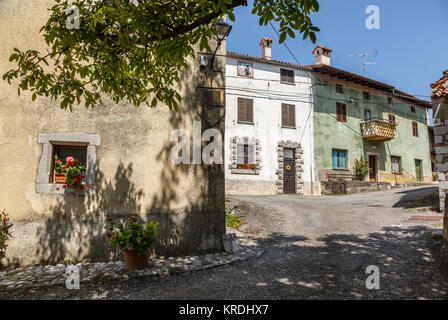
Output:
[360, 119, 396, 141]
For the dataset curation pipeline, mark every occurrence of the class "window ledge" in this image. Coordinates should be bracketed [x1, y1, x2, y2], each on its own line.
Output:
[231, 169, 260, 175]
[332, 168, 349, 171]
[237, 121, 254, 125]
[281, 126, 296, 129]
[35, 183, 96, 196]
[280, 81, 295, 85]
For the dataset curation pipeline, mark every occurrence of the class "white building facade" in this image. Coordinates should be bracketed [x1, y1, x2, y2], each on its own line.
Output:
[225, 38, 318, 195]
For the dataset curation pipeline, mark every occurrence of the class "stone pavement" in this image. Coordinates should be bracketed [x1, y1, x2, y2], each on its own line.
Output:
[0, 236, 265, 291]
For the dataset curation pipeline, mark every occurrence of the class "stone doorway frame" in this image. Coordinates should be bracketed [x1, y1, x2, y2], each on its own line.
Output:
[276, 140, 304, 194]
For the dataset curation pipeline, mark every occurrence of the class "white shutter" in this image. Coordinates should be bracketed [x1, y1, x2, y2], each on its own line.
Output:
[248, 144, 255, 164]
[236, 144, 244, 164]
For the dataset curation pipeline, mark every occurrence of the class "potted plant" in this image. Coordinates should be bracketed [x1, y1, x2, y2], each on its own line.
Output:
[55, 156, 91, 191]
[106, 216, 158, 270]
[237, 163, 256, 170]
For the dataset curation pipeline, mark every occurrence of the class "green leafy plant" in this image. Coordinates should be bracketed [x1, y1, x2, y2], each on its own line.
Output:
[3, 0, 320, 111]
[0, 209, 13, 260]
[354, 157, 370, 181]
[63, 257, 72, 265]
[106, 216, 158, 255]
[225, 207, 243, 229]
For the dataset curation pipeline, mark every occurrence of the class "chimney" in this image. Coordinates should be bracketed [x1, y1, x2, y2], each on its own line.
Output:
[260, 37, 273, 60]
[312, 45, 332, 66]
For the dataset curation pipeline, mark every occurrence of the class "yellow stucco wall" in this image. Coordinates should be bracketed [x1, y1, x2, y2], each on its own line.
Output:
[0, 0, 226, 266]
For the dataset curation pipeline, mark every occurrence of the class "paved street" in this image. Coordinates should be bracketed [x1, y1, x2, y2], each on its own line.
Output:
[2, 185, 447, 300]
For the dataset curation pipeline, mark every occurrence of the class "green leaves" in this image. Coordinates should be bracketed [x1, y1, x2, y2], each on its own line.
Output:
[3, 0, 320, 111]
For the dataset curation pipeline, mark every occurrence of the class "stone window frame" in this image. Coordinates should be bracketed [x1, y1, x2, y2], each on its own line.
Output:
[276, 140, 304, 194]
[35, 132, 101, 195]
[229, 136, 261, 175]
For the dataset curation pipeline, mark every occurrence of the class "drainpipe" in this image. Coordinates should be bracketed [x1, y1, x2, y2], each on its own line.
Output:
[309, 82, 317, 195]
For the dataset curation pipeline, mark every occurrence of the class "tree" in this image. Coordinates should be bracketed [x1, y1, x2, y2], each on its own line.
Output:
[3, 0, 320, 110]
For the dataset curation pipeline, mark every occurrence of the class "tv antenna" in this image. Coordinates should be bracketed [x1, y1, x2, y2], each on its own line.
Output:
[346, 50, 378, 74]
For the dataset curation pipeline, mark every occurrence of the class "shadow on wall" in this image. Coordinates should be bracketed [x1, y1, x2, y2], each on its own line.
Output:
[16, 61, 226, 266]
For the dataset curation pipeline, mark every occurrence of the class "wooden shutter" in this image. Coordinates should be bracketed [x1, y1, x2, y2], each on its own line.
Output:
[282, 104, 295, 127]
[388, 114, 395, 124]
[238, 98, 253, 123]
[236, 144, 244, 164]
[336, 103, 346, 122]
[248, 144, 255, 164]
[412, 121, 418, 137]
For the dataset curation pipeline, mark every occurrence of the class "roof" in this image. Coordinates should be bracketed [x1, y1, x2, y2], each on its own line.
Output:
[226, 51, 312, 72]
[312, 45, 332, 55]
[226, 50, 431, 108]
[430, 70, 448, 99]
[309, 64, 431, 108]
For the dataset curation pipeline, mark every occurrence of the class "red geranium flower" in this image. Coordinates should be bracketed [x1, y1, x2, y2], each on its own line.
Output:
[86, 184, 91, 188]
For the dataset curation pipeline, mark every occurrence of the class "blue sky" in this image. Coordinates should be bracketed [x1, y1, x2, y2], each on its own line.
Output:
[227, 0, 448, 103]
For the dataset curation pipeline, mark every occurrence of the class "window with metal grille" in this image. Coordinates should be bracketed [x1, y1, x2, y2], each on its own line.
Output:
[363, 91, 370, 100]
[237, 97, 254, 123]
[332, 149, 347, 169]
[336, 102, 347, 122]
[281, 104, 296, 127]
[280, 68, 294, 84]
[412, 121, 418, 137]
[411, 106, 416, 113]
[336, 84, 344, 94]
[364, 109, 371, 121]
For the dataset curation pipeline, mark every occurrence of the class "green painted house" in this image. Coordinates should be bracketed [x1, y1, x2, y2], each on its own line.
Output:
[309, 46, 432, 188]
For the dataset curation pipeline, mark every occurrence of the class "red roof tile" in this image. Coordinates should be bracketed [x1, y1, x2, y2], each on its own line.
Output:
[431, 70, 448, 99]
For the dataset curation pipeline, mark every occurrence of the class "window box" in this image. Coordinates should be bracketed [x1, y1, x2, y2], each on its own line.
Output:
[237, 163, 256, 170]
[54, 172, 66, 184]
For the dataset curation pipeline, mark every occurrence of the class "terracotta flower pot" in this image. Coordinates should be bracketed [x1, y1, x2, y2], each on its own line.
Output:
[54, 173, 66, 184]
[124, 250, 148, 270]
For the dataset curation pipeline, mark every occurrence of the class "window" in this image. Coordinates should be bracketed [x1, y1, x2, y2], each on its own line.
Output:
[388, 97, 393, 104]
[336, 102, 347, 122]
[332, 149, 347, 169]
[388, 114, 396, 124]
[364, 109, 371, 121]
[363, 91, 370, 100]
[284, 149, 294, 159]
[236, 144, 254, 165]
[412, 121, 418, 137]
[282, 103, 296, 127]
[51, 144, 87, 183]
[237, 97, 253, 123]
[336, 84, 344, 94]
[391, 156, 401, 174]
[411, 106, 416, 113]
[280, 68, 294, 84]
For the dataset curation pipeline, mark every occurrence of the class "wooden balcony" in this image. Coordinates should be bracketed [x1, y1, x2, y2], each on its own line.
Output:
[360, 119, 396, 141]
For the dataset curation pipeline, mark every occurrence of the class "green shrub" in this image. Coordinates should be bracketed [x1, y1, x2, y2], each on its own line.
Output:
[354, 157, 370, 181]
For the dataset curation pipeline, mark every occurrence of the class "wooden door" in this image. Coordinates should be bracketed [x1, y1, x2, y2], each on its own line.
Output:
[415, 160, 422, 181]
[283, 149, 296, 194]
[368, 155, 377, 181]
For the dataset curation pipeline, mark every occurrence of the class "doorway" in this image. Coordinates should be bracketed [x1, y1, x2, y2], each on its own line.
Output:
[283, 148, 296, 194]
[368, 155, 377, 181]
[415, 159, 422, 181]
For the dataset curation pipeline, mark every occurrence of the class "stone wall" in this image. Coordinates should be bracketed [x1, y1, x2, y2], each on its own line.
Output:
[431, 70, 448, 243]
[321, 181, 391, 195]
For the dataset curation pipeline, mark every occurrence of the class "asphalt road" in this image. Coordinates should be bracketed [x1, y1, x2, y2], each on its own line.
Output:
[2, 185, 447, 300]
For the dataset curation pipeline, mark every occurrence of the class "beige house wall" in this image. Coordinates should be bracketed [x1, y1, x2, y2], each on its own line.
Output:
[0, 0, 226, 266]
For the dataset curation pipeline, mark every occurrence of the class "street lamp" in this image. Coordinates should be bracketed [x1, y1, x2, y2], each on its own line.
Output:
[210, 17, 232, 70]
